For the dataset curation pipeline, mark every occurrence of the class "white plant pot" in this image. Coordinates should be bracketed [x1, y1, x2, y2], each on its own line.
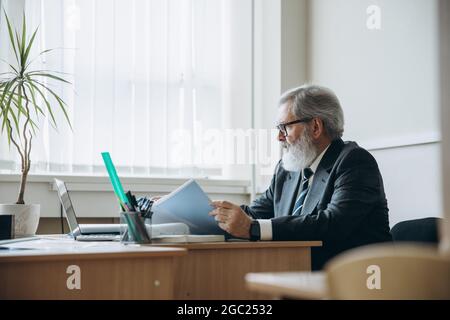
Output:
[0, 204, 40, 238]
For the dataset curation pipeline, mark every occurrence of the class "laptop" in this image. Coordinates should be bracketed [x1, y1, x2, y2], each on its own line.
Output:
[54, 178, 122, 241]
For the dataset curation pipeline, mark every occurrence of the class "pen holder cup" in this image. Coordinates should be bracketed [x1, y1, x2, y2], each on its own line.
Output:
[120, 211, 151, 244]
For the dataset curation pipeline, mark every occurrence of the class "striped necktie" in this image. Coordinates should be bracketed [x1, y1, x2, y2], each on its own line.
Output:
[291, 168, 314, 216]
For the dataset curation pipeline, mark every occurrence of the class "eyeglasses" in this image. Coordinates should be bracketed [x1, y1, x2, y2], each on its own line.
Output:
[276, 118, 312, 137]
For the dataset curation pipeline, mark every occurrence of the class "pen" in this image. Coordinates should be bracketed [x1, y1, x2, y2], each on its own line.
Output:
[125, 191, 136, 212]
[130, 193, 139, 211]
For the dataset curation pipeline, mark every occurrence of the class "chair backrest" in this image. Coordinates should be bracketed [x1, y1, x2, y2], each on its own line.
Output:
[390, 217, 441, 243]
[325, 243, 450, 299]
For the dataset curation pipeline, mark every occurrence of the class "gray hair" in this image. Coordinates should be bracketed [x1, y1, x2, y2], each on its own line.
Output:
[279, 84, 344, 140]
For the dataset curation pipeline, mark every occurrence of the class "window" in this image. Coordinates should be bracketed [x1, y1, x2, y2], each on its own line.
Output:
[0, 0, 253, 178]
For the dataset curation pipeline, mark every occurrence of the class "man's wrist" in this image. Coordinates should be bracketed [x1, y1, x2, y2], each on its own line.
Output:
[249, 220, 261, 241]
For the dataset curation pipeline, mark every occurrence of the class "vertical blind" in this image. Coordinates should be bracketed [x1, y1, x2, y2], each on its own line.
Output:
[0, 0, 252, 178]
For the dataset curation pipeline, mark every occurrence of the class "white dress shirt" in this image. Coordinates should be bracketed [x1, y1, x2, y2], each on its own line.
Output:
[257, 144, 331, 241]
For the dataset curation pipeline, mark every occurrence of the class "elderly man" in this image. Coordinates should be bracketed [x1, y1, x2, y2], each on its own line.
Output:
[209, 84, 392, 270]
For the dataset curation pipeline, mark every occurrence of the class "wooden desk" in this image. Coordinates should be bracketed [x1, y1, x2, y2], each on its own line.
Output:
[0, 238, 321, 300]
[245, 271, 328, 299]
[0, 238, 186, 299]
[164, 241, 322, 300]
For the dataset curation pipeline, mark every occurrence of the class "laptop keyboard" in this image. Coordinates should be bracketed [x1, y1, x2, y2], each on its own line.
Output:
[75, 234, 122, 242]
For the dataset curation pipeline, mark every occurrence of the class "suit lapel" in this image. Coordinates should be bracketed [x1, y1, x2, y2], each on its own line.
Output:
[301, 138, 344, 216]
[279, 171, 301, 216]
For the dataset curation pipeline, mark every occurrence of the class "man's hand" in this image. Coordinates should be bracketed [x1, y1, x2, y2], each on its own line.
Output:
[150, 196, 162, 202]
[209, 200, 252, 239]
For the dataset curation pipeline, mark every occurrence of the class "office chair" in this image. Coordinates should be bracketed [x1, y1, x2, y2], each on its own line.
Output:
[390, 217, 441, 243]
[325, 243, 450, 299]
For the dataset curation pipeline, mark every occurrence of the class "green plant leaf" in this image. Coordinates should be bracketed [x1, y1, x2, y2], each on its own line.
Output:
[38, 49, 54, 55]
[21, 12, 27, 67]
[8, 101, 21, 138]
[27, 80, 57, 127]
[23, 82, 45, 118]
[17, 85, 23, 120]
[31, 79, 72, 130]
[28, 72, 71, 85]
[25, 49, 55, 70]
[23, 27, 39, 70]
[3, 10, 20, 65]
[2, 83, 20, 139]
[10, 94, 38, 126]
[0, 82, 18, 132]
[0, 71, 17, 77]
[5, 85, 20, 131]
[3, 116, 12, 145]
[0, 58, 19, 74]
[9, 91, 37, 118]
[0, 78, 17, 109]
[28, 68, 70, 76]
[15, 30, 23, 68]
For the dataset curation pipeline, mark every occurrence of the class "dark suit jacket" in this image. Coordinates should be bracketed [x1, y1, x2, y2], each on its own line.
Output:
[241, 138, 392, 270]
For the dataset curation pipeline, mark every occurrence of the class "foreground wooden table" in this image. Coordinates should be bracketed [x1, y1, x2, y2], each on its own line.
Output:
[0, 237, 186, 299]
[164, 241, 322, 300]
[245, 271, 328, 299]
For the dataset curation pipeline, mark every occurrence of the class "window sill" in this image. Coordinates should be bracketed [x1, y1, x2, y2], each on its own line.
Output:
[0, 173, 251, 195]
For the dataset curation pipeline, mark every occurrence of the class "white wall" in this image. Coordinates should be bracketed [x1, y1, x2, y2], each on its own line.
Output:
[308, 0, 440, 148]
[250, 0, 444, 229]
[253, 0, 443, 227]
[370, 143, 442, 227]
[304, 0, 441, 227]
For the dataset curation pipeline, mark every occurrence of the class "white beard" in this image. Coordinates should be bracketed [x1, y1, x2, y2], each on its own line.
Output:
[281, 129, 318, 171]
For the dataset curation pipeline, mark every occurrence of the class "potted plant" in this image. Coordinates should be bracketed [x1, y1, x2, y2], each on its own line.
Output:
[0, 11, 71, 237]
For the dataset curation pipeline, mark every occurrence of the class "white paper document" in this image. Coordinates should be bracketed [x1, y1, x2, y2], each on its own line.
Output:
[151, 179, 226, 235]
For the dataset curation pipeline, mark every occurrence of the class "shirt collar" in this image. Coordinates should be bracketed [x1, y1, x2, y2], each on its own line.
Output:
[309, 143, 331, 174]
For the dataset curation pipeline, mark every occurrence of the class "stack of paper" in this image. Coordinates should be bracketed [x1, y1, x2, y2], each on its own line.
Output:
[151, 234, 225, 244]
[151, 179, 225, 236]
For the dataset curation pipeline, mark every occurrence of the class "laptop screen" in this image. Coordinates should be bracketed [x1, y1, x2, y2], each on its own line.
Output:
[54, 178, 80, 235]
